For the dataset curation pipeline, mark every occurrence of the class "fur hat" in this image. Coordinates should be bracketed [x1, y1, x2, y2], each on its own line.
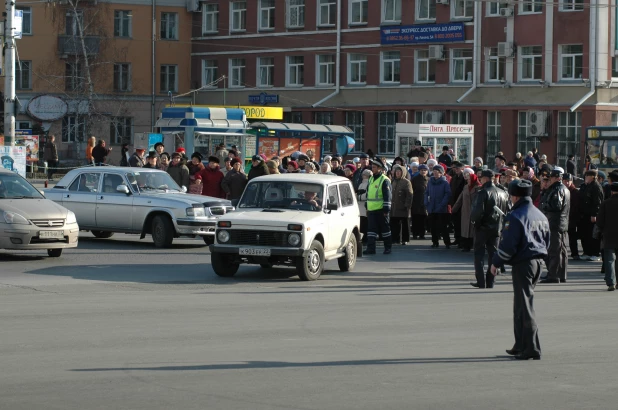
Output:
[508, 179, 533, 197]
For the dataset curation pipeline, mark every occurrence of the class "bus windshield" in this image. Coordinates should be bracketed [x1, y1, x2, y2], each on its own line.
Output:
[587, 139, 618, 167]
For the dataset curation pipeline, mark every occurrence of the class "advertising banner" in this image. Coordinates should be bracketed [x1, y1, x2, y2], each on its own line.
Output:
[148, 133, 163, 152]
[279, 138, 301, 158]
[1, 146, 27, 177]
[258, 138, 279, 158]
[16, 135, 39, 163]
[381, 22, 465, 45]
[300, 139, 321, 161]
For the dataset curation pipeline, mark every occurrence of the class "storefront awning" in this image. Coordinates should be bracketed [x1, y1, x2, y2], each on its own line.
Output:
[250, 122, 353, 134]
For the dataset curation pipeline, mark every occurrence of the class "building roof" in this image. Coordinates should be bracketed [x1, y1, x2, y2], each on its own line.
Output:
[250, 122, 354, 135]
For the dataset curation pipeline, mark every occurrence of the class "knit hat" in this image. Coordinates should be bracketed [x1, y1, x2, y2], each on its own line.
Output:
[508, 179, 533, 197]
[191, 152, 203, 161]
[427, 159, 438, 168]
[474, 157, 483, 164]
[418, 164, 429, 171]
[288, 160, 299, 170]
[463, 167, 475, 175]
[175, 147, 186, 154]
[433, 164, 444, 174]
[345, 164, 357, 173]
[230, 158, 241, 166]
[411, 162, 419, 168]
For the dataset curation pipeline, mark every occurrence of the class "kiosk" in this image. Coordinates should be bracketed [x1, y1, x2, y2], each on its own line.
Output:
[395, 123, 474, 165]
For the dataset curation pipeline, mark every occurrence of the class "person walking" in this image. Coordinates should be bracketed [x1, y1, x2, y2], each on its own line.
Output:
[44, 135, 59, 181]
[596, 182, 618, 291]
[490, 179, 550, 361]
[425, 164, 452, 248]
[365, 158, 393, 255]
[470, 170, 510, 289]
[390, 164, 413, 245]
[411, 164, 429, 239]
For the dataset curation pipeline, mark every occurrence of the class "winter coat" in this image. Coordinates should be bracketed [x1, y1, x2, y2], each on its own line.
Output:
[357, 179, 369, 217]
[197, 166, 226, 199]
[449, 172, 466, 206]
[128, 153, 145, 168]
[390, 165, 413, 218]
[221, 169, 248, 200]
[524, 156, 537, 169]
[248, 161, 269, 180]
[453, 182, 481, 238]
[596, 195, 618, 249]
[166, 162, 190, 189]
[92, 145, 110, 164]
[44, 142, 58, 162]
[425, 175, 451, 214]
[411, 173, 428, 215]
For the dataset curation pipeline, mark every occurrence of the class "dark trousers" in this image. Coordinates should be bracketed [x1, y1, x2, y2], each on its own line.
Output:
[452, 211, 462, 242]
[567, 223, 579, 257]
[604, 248, 618, 287]
[473, 229, 499, 288]
[511, 259, 543, 358]
[578, 218, 600, 257]
[367, 210, 392, 252]
[47, 159, 57, 180]
[390, 216, 410, 243]
[360, 216, 368, 243]
[430, 213, 451, 246]
[411, 214, 427, 239]
[547, 231, 568, 281]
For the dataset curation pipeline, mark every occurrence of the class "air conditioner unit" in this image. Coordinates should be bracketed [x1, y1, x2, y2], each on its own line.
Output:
[527, 111, 549, 137]
[497, 42, 514, 57]
[499, 7, 514, 17]
[423, 111, 443, 124]
[428, 45, 444, 60]
[437, 0, 449, 4]
[186, 0, 200, 12]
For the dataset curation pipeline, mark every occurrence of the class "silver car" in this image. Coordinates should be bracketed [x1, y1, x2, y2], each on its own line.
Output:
[0, 168, 79, 257]
[44, 167, 233, 248]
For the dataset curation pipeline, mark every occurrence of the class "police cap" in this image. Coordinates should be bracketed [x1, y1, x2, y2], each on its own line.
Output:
[550, 166, 564, 178]
[359, 153, 369, 159]
[508, 179, 533, 197]
[370, 158, 385, 169]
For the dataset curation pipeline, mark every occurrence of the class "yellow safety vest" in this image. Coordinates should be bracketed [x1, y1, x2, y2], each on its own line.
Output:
[367, 174, 387, 211]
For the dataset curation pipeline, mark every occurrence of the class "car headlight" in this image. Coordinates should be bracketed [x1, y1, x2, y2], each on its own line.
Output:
[288, 233, 301, 246]
[186, 206, 206, 217]
[217, 230, 230, 243]
[3, 211, 30, 225]
[66, 211, 77, 225]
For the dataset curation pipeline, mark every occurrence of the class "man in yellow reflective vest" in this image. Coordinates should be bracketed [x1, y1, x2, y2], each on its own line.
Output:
[366, 158, 393, 254]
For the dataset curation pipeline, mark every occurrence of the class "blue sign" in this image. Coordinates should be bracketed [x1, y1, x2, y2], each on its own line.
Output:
[380, 22, 465, 45]
[15, 129, 33, 136]
[248, 92, 279, 105]
[148, 133, 163, 151]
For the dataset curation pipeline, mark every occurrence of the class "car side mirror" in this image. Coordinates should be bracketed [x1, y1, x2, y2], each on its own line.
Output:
[327, 202, 338, 211]
[231, 198, 239, 207]
[116, 185, 130, 195]
[181, 185, 188, 193]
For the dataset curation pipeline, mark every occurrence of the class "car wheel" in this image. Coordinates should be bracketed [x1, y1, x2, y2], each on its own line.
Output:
[47, 249, 62, 258]
[337, 234, 357, 272]
[296, 240, 324, 281]
[152, 215, 175, 248]
[260, 263, 273, 269]
[203, 236, 215, 245]
[91, 230, 114, 239]
[211, 251, 239, 277]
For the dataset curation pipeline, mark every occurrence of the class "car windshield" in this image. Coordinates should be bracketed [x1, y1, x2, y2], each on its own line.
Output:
[588, 139, 618, 167]
[239, 181, 324, 212]
[126, 171, 182, 193]
[0, 173, 44, 199]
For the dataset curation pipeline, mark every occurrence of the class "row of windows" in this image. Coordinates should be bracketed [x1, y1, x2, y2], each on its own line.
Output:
[201, 44, 583, 88]
[201, 0, 584, 34]
[59, 116, 133, 145]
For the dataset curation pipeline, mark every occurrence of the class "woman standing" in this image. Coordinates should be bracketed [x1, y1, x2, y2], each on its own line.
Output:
[85, 136, 96, 165]
[452, 168, 481, 252]
[411, 164, 429, 239]
[390, 164, 413, 245]
[424, 164, 452, 248]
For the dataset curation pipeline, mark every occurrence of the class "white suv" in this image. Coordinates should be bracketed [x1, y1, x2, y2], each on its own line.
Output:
[209, 174, 361, 281]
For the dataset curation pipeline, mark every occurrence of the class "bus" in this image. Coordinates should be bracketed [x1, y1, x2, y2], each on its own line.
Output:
[585, 127, 618, 174]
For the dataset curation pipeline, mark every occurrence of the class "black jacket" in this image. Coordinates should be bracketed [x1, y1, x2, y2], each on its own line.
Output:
[449, 172, 465, 206]
[470, 181, 510, 235]
[578, 181, 604, 217]
[248, 161, 269, 181]
[566, 159, 576, 176]
[128, 153, 145, 167]
[597, 195, 618, 249]
[540, 181, 570, 233]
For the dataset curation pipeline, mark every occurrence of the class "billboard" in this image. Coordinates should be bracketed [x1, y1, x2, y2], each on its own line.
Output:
[381, 23, 465, 45]
[1, 146, 27, 177]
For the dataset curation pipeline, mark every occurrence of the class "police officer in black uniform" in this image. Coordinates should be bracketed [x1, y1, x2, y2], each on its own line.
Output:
[491, 179, 550, 361]
[469, 170, 510, 289]
[540, 166, 570, 283]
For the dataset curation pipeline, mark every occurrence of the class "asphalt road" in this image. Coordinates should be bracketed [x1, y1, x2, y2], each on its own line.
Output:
[0, 233, 615, 410]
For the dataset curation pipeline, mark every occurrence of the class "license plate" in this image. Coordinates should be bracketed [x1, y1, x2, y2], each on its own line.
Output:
[239, 248, 271, 256]
[39, 230, 64, 239]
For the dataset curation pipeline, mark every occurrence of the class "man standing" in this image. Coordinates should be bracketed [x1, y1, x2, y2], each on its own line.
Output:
[493, 154, 507, 174]
[540, 167, 570, 283]
[365, 158, 393, 255]
[596, 182, 618, 291]
[352, 153, 371, 192]
[566, 154, 576, 177]
[562, 174, 580, 260]
[490, 179, 550, 361]
[44, 135, 58, 181]
[578, 170, 604, 261]
[129, 147, 146, 167]
[425, 164, 452, 248]
[449, 162, 466, 247]
[406, 140, 426, 161]
[248, 155, 269, 180]
[470, 170, 510, 289]
[437, 146, 453, 168]
[154, 142, 165, 158]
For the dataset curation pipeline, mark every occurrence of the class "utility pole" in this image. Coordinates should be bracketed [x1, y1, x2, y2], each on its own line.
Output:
[3, 0, 15, 146]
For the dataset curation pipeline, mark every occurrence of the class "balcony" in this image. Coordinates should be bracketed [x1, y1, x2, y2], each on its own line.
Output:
[57, 35, 100, 56]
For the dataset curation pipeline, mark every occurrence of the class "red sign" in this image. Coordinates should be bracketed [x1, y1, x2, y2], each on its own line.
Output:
[279, 138, 301, 158]
[258, 138, 279, 159]
[300, 139, 321, 161]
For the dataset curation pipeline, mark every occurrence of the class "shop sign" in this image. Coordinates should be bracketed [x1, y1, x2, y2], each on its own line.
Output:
[210, 105, 283, 120]
[248, 93, 279, 105]
[381, 22, 465, 45]
[418, 124, 474, 134]
[27, 95, 69, 122]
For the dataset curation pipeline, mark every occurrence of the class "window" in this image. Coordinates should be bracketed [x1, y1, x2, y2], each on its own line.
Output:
[520, 0, 543, 13]
[160, 65, 178, 92]
[451, 49, 473, 82]
[415, 49, 436, 83]
[451, 111, 471, 124]
[417, 0, 436, 20]
[486, 111, 501, 163]
[318, 0, 336, 26]
[288, 0, 305, 28]
[317, 55, 335, 85]
[382, 0, 402, 22]
[202, 3, 219, 33]
[259, 0, 275, 30]
[113, 63, 131, 92]
[327, 185, 340, 208]
[202, 60, 218, 87]
[62, 116, 86, 143]
[613, 58, 618, 78]
[160, 12, 178, 40]
[452, 0, 474, 19]
[231, 1, 247, 32]
[69, 173, 100, 192]
[350, 0, 368, 24]
[339, 183, 355, 207]
[487, 2, 500, 16]
[315, 112, 334, 153]
[65, 61, 82, 91]
[348, 54, 367, 84]
[16, 61, 32, 90]
[486, 47, 505, 82]
[519, 46, 543, 81]
[110, 117, 133, 145]
[283, 112, 303, 123]
[287, 56, 304, 86]
[378, 112, 398, 155]
[381, 51, 400, 84]
[517, 111, 539, 156]
[114, 10, 131, 37]
[17, 121, 31, 130]
[66, 10, 83, 35]
[16, 7, 32, 35]
[229, 58, 245, 88]
[560, 45, 583, 80]
[346, 111, 365, 153]
[257, 57, 274, 87]
[560, 0, 584, 11]
[557, 111, 581, 165]
[612, 112, 618, 126]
